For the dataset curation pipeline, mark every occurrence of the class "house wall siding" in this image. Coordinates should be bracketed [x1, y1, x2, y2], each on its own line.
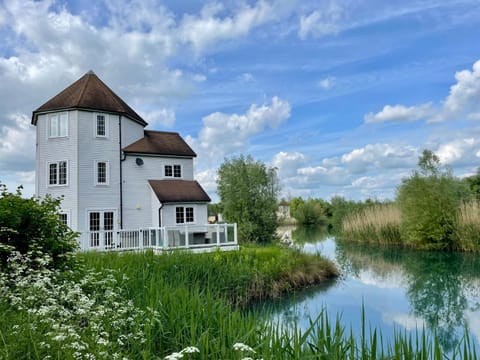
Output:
[121, 117, 144, 147]
[77, 110, 121, 232]
[122, 155, 196, 228]
[35, 111, 79, 230]
[162, 203, 208, 227]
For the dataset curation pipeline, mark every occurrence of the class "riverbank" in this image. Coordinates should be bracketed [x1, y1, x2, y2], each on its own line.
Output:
[1, 245, 477, 358]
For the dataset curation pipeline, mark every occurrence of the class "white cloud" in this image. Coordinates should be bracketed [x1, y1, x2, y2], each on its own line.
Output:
[366, 59, 480, 124]
[142, 108, 176, 128]
[364, 103, 433, 123]
[0, 113, 35, 173]
[434, 59, 480, 122]
[436, 138, 478, 165]
[188, 96, 291, 162]
[195, 168, 218, 196]
[272, 151, 306, 178]
[179, 1, 279, 54]
[239, 73, 254, 82]
[318, 76, 335, 90]
[299, 4, 344, 39]
[341, 143, 418, 174]
[297, 165, 351, 186]
[192, 74, 207, 82]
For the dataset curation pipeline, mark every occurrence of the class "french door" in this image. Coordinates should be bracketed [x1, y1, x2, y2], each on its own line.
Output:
[88, 210, 116, 248]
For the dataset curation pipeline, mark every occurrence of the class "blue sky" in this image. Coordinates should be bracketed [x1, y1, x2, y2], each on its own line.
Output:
[1, 0, 480, 201]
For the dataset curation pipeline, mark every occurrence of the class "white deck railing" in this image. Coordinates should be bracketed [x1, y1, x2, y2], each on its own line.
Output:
[79, 223, 238, 253]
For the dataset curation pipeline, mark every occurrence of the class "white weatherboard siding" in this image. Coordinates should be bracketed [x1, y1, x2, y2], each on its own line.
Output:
[121, 117, 144, 148]
[162, 203, 208, 227]
[151, 188, 161, 227]
[36, 111, 79, 231]
[77, 111, 121, 233]
[122, 156, 197, 228]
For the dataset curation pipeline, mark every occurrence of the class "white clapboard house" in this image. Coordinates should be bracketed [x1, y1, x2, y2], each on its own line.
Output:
[32, 71, 237, 252]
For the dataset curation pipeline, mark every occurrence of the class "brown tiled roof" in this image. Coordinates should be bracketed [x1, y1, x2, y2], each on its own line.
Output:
[123, 130, 196, 157]
[32, 70, 147, 126]
[148, 180, 211, 203]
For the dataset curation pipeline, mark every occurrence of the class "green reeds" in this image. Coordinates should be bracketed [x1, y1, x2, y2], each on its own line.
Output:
[454, 201, 480, 252]
[341, 204, 402, 245]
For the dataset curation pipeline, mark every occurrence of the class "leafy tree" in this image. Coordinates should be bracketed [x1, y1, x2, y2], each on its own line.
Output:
[291, 198, 327, 225]
[0, 184, 78, 270]
[464, 168, 480, 200]
[216, 155, 280, 243]
[396, 150, 470, 250]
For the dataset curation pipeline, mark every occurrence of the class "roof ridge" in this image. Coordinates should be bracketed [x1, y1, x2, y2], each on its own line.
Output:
[75, 73, 90, 106]
[145, 130, 179, 135]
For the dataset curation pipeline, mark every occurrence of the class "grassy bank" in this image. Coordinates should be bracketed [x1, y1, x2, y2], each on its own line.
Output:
[1, 247, 477, 359]
[340, 201, 480, 252]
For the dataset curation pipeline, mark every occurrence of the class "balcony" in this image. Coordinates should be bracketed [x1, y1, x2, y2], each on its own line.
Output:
[79, 223, 238, 253]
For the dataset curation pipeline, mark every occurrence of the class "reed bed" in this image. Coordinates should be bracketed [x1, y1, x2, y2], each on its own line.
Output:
[454, 200, 480, 252]
[341, 204, 402, 245]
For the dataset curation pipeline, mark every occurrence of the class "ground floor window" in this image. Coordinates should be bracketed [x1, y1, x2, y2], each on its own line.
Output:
[176, 206, 194, 224]
[59, 212, 69, 226]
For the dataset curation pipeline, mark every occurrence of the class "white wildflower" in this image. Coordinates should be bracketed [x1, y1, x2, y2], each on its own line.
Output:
[181, 346, 200, 354]
[233, 343, 256, 353]
[164, 352, 184, 360]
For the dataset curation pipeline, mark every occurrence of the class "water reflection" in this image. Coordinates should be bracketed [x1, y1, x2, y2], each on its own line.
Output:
[263, 226, 480, 351]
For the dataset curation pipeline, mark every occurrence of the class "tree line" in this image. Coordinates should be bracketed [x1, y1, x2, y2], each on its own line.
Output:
[213, 151, 480, 251]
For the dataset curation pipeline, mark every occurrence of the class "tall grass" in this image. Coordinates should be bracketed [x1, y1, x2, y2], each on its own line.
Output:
[454, 200, 480, 252]
[341, 204, 402, 245]
[340, 201, 480, 252]
[1, 248, 478, 359]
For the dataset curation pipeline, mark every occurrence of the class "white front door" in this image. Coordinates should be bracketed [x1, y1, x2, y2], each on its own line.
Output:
[88, 210, 116, 248]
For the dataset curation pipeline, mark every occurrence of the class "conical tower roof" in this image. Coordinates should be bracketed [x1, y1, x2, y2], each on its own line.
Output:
[32, 70, 147, 126]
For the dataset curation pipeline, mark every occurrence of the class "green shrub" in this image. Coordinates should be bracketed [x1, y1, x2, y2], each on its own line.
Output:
[0, 184, 78, 270]
[396, 150, 470, 250]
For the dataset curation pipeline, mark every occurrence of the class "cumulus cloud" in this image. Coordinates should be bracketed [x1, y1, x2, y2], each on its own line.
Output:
[299, 3, 344, 39]
[436, 138, 479, 166]
[0, 113, 35, 173]
[194, 168, 218, 195]
[179, 1, 280, 54]
[366, 59, 480, 124]
[142, 108, 176, 128]
[434, 59, 480, 122]
[341, 143, 418, 174]
[187, 96, 291, 162]
[364, 103, 433, 123]
[272, 151, 306, 178]
[297, 166, 351, 186]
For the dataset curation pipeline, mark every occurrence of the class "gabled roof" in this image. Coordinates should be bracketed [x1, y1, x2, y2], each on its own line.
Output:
[123, 130, 197, 157]
[149, 180, 211, 203]
[32, 70, 147, 126]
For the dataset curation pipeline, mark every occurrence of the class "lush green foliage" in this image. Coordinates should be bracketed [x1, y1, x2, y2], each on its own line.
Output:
[1, 247, 477, 359]
[217, 155, 280, 243]
[396, 150, 471, 250]
[0, 183, 78, 270]
[464, 169, 480, 200]
[290, 197, 329, 225]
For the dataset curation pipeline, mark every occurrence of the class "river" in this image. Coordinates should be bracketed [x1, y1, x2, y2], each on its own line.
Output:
[262, 226, 480, 352]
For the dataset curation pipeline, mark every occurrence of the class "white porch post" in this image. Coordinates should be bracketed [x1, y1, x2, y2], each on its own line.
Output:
[185, 226, 189, 248]
[216, 224, 220, 247]
[234, 223, 238, 244]
[163, 227, 168, 250]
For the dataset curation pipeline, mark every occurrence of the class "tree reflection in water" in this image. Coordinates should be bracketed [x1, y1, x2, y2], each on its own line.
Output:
[335, 241, 480, 351]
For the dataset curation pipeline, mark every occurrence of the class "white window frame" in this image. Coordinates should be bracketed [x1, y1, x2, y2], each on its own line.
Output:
[94, 113, 108, 138]
[48, 113, 68, 138]
[175, 206, 195, 224]
[59, 210, 71, 227]
[165, 164, 182, 178]
[94, 160, 109, 186]
[47, 160, 68, 186]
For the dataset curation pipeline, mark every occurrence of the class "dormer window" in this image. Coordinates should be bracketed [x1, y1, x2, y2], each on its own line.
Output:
[48, 113, 68, 138]
[165, 164, 181, 178]
[95, 114, 107, 137]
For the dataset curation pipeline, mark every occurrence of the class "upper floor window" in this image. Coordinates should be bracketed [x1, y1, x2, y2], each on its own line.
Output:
[165, 164, 181, 178]
[96, 114, 107, 137]
[176, 206, 194, 224]
[48, 161, 68, 186]
[49, 113, 68, 138]
[95, 161, 109, 185]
